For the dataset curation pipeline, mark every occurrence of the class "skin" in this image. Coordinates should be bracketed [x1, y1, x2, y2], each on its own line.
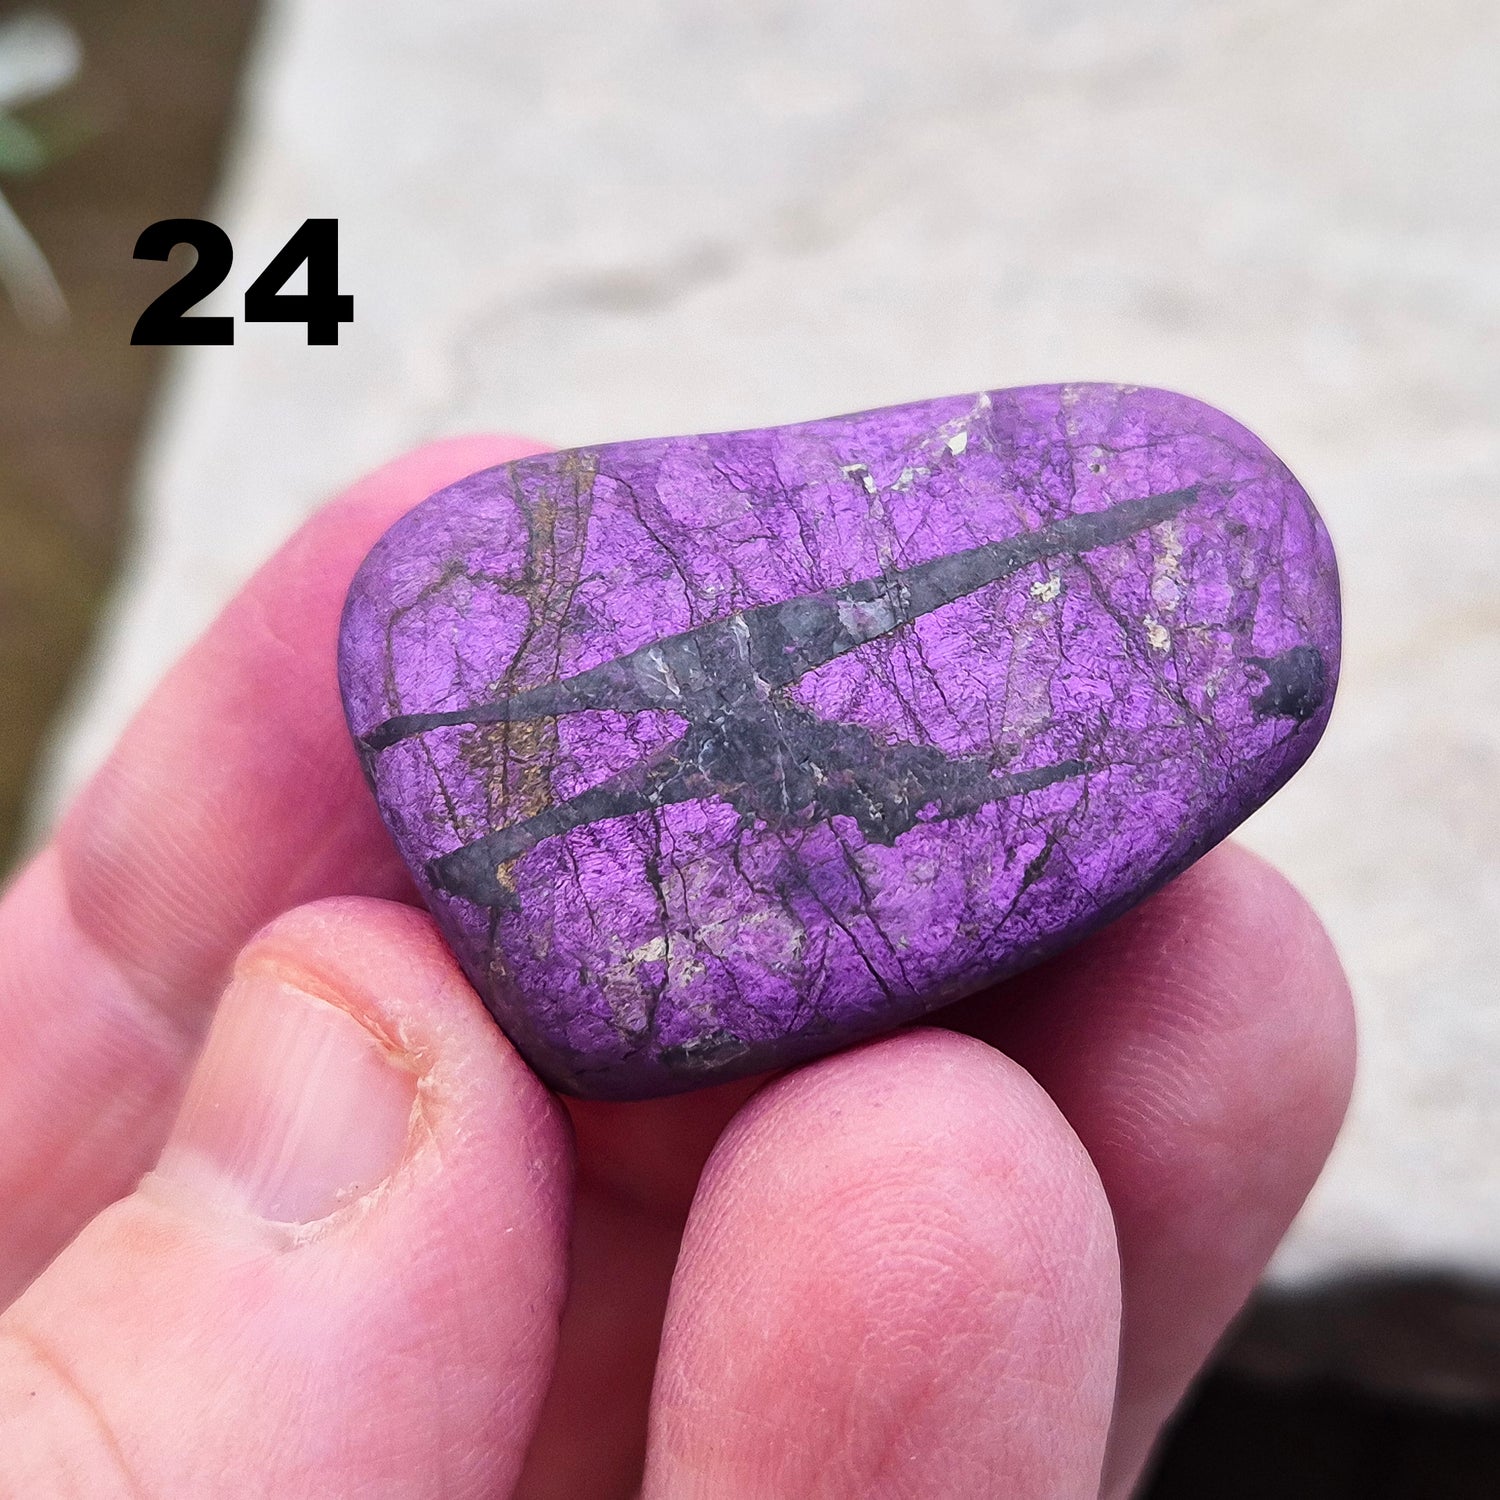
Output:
[0, 438, 1355, 1498]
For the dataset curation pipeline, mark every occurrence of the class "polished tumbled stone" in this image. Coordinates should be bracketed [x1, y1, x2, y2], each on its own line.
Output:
[339, 383, 1340, 1099]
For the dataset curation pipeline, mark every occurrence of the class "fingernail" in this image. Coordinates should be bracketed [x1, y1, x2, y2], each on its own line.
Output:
[156, 970, 416, 1224]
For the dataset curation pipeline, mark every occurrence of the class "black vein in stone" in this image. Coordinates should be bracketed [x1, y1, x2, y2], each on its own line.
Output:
[361, 485, 1202, 908]
[362, 486, 1199, 750]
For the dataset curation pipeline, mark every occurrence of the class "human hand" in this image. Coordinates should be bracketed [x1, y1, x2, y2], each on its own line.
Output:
[0, 438, 1354, 1498]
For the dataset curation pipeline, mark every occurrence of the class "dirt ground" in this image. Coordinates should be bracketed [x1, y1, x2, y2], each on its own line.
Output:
[0, 0, 259, 863]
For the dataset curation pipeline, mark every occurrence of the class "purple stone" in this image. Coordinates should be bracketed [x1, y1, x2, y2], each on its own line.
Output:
[339, 384, 1340, 1100]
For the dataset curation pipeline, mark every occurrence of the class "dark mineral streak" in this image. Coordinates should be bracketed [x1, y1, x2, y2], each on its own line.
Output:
[339, 383, 1341, 1099]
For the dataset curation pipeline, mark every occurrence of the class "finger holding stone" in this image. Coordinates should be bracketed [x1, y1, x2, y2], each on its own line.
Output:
[0, 436, 545, 1301]
[0, 896, 572, 1499]
[641, 1029, 1121, 1500]
[951, 841, 1356, 1497]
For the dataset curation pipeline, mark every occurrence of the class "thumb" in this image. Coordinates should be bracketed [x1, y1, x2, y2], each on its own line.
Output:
[0, 898, 572, 1498]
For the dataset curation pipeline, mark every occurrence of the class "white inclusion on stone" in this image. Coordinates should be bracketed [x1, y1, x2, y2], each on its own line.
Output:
[638, 645, 682, 699]
[1150, 520, 1185, 613]
[840, 462, 878, 495]
[935, 393, 988, 460]
[1031, 572, 1063, 602]
[1144, 617, 1172, 653]
[837, 596, 897, 637]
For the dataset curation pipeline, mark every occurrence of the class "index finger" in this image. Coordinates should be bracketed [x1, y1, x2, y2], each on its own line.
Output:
[0, 436, 544, 1300]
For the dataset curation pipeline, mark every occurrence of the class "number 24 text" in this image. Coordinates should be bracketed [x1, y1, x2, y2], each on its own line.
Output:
[131, 218, 353, 346]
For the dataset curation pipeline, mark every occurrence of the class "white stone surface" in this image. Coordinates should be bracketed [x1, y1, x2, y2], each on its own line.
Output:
[38, 0, 1500, 1285]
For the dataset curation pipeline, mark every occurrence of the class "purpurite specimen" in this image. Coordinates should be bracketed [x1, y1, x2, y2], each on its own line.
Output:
[339, 384, 1340, 1099]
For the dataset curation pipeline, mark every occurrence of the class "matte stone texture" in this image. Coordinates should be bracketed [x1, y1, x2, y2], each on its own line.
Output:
[339, 383, 1339, 1099]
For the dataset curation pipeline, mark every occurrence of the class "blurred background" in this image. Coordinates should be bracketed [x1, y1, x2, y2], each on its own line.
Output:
[1, 0, 1496, 1491]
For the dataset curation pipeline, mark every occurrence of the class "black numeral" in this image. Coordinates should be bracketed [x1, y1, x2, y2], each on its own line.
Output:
[243, 219, 354, 345]
[130, 218, 234, 345]
[131, 218, 353, 346]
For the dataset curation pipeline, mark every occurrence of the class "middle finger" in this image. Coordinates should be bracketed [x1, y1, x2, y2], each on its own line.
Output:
[642, 1029, 1121, 1500]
